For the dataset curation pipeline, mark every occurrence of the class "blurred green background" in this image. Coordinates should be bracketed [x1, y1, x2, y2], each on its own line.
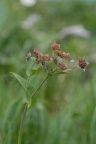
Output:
[0, 0, 96, 144]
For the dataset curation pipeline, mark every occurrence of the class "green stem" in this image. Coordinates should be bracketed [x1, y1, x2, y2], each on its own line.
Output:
[18, 102, 28, 144]
[18, 74, 49, 144]
[30, 74, 49, 99]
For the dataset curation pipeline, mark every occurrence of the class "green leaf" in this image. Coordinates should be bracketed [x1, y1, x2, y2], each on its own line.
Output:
[26, 66, 42, 77]
[53, 71, 67, 75]
[52, 68, 68, 76]
[10, 72, 30, 96]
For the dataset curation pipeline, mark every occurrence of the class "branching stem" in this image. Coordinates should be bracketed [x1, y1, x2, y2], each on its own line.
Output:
[18, 74, 49, 144]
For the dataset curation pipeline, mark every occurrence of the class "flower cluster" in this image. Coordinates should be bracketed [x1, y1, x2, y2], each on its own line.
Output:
[34, 50, 50, 64]
[25, 42, 89, 73]
[52, 55, 67, 71]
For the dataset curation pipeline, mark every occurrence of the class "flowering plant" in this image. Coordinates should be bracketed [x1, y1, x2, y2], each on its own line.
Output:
[11, 42, 89, 144]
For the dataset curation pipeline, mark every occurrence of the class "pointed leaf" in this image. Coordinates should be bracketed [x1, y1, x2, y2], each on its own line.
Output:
[10, 72, 30, 96]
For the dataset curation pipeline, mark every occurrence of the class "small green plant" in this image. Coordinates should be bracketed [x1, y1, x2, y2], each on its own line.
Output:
[11, 42, 88, 144]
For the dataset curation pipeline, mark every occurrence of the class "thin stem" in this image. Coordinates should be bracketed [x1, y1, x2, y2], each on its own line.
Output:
[18, 74, 49, 144]
[18, 102, 28, 144]
[57, 93, 62, 144]
[30, 74, 49, 99]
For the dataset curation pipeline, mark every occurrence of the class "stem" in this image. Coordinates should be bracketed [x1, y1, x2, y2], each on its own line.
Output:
[18, 74, 49, 144]
[57, 93, 62, 144]
[30, 74, 49, 99]
[18, 102, 28, 144]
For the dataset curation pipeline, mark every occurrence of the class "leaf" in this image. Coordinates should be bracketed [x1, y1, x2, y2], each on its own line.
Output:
[53, 71, 67, 75]
[10, 72, 30, 96]
[31, 67, 42, 75]
[52, 68, 69, 76]
[26, 66, 42, 77]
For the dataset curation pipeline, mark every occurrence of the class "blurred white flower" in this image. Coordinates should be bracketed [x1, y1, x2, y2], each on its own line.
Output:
[57, 25, 91, 40]
[20, 0, 37, 7]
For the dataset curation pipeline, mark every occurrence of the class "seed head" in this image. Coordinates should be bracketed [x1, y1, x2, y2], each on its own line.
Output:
[51, 42, 60, 51]
[53, 50, 72, 61]
[57, 62, 67, 71]
[78, 57, 88, 71]
[34, 50, 43, 59]
[42, 54, 50, 61]
[62, 52, 71, 61]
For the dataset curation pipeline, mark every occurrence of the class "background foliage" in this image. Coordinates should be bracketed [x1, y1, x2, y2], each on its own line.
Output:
[0, 0, 96, 144]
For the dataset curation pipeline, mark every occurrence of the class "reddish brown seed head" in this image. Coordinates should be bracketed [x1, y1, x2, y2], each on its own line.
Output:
[51, 42, 60, 51]
[78, 57, 88, 70]
[54, 50, 71, 61]
[62, 52, 71, 61]
[57, 62, 67, 71]
[42, 54, 50, 61]
[34, 50, 43, 59]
